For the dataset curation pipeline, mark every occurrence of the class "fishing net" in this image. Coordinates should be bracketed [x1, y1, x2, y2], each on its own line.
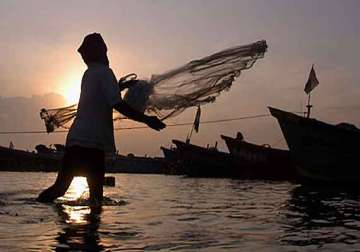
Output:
[40, 105, 77, 132]
[41, 40, 267, 132]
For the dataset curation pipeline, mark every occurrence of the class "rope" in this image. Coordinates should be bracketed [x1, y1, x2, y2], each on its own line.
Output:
[0, 112, 304, 135]
[0, 113, 271, 135]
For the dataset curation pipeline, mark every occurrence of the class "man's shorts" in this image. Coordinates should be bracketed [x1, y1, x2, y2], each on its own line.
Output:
[61, 145, 105, 177]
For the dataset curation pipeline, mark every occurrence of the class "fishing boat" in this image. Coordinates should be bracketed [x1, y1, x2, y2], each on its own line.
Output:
[160, 146, 178, 163]
[269, 107, 360, 183]
[168, 105, 296, 179]
[269, 66, 360, 183]
[160, 146, 183, 175]
[172, 139, 233, 178]
[221, 134, 296, 180]
[106, 153, 167, 174]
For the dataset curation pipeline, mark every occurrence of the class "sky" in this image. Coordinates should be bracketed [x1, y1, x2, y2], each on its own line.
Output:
[0, 0, 359, 156]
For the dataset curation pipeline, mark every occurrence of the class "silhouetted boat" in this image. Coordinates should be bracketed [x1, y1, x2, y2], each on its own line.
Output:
[221, 134, 296, 180]
[160, 146, 177, 163]
[269, 107, 360, 183]
[0, 145, 60, 172]
[106, 153, 167, 174]
[172, 140, 232, 178]
[160, 146, 183, 175]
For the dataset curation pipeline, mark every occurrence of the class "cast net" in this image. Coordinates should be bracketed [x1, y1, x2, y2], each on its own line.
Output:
[41, 40, 267, 132]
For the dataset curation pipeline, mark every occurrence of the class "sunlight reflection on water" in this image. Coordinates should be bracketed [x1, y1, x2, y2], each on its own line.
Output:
[62, 176, 89, 201]
[59, 176, 91, 225]
[63, 205, 91, 224]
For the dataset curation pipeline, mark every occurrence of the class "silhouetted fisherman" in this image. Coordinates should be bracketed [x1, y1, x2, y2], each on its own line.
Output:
[37, 33, 165, 203]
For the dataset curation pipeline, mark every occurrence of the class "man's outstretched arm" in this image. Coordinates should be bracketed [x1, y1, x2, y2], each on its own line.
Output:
[113, 101, 166, 131]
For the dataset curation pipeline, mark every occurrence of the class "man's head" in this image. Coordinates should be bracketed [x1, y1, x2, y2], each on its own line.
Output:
[78, 33, 109, 66]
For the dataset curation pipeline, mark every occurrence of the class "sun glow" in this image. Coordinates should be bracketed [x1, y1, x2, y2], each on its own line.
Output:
[64, 85, 80, 105]
[58, 70, 82, 105]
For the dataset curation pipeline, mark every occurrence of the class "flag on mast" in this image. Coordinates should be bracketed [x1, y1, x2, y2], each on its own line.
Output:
[304, 65, 319, 94]
[193, 106, 201, 133]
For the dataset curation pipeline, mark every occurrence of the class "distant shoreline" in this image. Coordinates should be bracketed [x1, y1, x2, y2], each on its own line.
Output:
[0, 145, 169, 174]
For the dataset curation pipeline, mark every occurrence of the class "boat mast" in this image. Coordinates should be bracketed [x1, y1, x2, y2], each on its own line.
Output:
[186, 106, 201, 144]
[304, 65, 319, 119]
[306, 93, 312, 118]
[186, 123, 195, 144]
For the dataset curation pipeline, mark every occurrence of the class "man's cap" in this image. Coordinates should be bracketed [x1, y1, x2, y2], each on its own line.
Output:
[77, 33, 107, 55]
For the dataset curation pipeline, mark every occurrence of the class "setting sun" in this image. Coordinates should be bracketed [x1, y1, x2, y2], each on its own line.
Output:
[64, 85, 80, 105]
[57, 69, 82, 105]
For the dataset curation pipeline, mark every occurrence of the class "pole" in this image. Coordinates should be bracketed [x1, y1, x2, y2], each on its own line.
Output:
[186, 123, 195, 144]
[306, 93, 312, 118]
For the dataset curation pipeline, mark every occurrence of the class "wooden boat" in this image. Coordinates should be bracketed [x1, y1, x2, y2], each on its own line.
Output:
[160, 146, 183, 175]
[172, 140, 233, 178]
[106, 153, 167, 174]
[269, 107, 360, 183]
[169, 105, 295, 179]
[160, 146, 178, 163]
[221, 134, 296, 180]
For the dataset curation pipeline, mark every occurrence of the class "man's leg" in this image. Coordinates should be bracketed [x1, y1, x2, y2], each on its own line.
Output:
[37, 149, 75, 202]
[37, 170, 74, 202]
[87, 150, 105, 203]
[87, 173, 104, 203]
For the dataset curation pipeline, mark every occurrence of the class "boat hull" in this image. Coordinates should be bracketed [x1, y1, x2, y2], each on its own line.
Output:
[160, 147, 177, 163]
[172, 140, 233, 178]
[269, 107, 360, 183]
[221, 135, 296, 180]
[160, 146, 183, 175]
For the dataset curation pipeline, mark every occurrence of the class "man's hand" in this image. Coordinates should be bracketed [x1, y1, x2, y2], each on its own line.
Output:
[145, 116, 166, 131]
[113, 101, 166, 130]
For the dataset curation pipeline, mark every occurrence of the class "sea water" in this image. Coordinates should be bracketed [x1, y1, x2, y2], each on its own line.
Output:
[0, 172, 359, 251]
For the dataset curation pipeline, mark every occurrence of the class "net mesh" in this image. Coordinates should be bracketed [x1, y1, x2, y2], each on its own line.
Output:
[41, 40, 267, 132]
[40, 105, 78, 132]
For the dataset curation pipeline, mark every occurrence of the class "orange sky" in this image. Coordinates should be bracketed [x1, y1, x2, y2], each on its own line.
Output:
[0, 0, 359, 155]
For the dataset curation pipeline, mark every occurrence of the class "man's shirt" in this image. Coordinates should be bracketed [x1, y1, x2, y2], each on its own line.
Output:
[66, 63, 121, 153]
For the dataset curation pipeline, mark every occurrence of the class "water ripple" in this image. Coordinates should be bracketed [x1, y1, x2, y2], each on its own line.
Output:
[0, 173, 360, 251]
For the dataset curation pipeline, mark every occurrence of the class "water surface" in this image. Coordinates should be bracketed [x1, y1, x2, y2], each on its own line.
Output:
[0, 172, 359, 251]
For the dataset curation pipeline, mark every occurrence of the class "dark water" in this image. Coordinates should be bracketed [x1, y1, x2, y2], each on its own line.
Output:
[0, 172, 359, 251]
